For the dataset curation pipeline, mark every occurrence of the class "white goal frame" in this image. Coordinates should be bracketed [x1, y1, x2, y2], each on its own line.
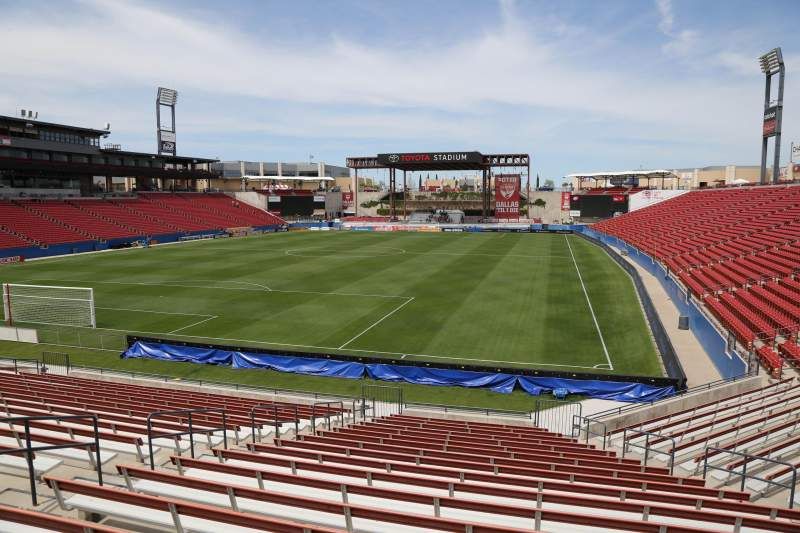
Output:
[2, 283, 96, 328]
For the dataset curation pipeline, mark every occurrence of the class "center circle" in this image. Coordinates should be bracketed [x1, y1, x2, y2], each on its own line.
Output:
[285, 247, 407, 258]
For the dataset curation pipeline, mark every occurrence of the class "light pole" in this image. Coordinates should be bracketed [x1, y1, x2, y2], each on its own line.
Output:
[758, 48, 785, 185]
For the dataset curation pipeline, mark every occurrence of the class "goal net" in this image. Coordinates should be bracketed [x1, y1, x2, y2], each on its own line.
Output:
[2, 283, 96, 328]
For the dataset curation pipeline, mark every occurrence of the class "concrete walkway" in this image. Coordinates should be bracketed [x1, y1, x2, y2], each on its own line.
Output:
[612, 247, 721, 387]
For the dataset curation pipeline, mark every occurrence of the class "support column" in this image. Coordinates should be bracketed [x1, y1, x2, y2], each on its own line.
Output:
[403, 170, 407, 221]
[773, 65, 785, 184]
[389, 168, 397, 221]
[353, 169, 358, 217]
[760, 75, 772, 184]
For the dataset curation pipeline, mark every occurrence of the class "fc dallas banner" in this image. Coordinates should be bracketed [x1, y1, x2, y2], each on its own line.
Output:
[495, 174, 520, 220]
[342, 192, 353, 208]
[561, 191, 571, 211]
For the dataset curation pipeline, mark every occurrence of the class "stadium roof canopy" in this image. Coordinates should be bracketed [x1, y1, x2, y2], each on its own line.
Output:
[347, 152, 529, 172]
[565, 170, 677, 179]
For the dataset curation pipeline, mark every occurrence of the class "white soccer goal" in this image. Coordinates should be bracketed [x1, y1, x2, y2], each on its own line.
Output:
[2, 283, 96, 328]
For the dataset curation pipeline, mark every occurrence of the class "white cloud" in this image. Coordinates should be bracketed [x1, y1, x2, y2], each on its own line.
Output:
[0, 0, 794, 174]
[655, 0, 699, 59]
[655, 0, 674, 34]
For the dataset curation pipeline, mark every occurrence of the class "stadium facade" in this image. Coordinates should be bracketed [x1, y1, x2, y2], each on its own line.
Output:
[210, 160, 350, 192]
[567, 164, 797, 191]
[0, 114, 217, 196]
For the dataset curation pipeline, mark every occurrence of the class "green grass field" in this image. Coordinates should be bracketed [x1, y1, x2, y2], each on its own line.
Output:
[0, 230, 661, 408]
[2, 230, 660, 372]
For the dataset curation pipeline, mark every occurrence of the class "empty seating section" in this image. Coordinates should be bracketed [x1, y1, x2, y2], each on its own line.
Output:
[0, 228, 30, 248]
[77, 198, 171, 236]
[132, 194, 210, 231]
[0, 194, 286, 249]
[611, 377, 800, 510]
[594, 185, 800, 365]
[176, 192, 285, 226]
[4, 369, 800, 531]
[0, 200, 87, 246]
[28, 200, 135, 240]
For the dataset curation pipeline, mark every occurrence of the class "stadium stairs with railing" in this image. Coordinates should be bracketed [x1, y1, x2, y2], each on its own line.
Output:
[594, 184, 800, 377]
[589, 375, 800, 512]
[2, 366, 800, 531]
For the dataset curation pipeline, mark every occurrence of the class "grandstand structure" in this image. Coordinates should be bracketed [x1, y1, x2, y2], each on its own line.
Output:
[0, 193, 285, 252]
[593, 185, 800, 376]
[2, 362, 800, 531]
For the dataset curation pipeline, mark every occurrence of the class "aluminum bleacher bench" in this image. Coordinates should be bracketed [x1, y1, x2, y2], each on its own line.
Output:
[0, 503, 126, 533]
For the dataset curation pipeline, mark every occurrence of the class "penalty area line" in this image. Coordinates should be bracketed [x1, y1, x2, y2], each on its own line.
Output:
[168, 315, 219, 334]
[338, 297, 415, 350]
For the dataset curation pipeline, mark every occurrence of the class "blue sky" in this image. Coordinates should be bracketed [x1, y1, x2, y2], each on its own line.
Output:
[0, 0, 797, 182]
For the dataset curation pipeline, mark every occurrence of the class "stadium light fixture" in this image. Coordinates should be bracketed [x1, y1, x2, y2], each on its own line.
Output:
[758, 47, 786, 185]
[759, 48, 783, 75]
[157, 87, 178, 106]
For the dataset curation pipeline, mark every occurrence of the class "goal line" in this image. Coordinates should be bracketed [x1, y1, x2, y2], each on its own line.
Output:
[3, 283, 96, 328]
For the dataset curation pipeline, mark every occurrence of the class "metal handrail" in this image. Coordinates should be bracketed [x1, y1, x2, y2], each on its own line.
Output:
[622, 427, 677, 475]
[702, 446, 797, 508]
[146, 407, 228, 470]
[585, 371, 757, 424]
[0, 414, 103, 505]
[571, 414, 608, 449]
[533, 398, 581, 434]
[249, 403, 298, 443]
[310, 401, 344, 432]
[403, 401, 532, 418]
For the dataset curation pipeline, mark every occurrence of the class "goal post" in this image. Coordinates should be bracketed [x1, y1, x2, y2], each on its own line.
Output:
[3, 283, 96, 328]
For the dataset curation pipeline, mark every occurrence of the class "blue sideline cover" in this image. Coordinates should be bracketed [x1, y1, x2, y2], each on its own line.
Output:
[123, 341, 233, 365]
[232, 351, 364, 379]
[366, 364, 517, 393]
[123, 341, 675, 402]
[517, 376, 674, 402]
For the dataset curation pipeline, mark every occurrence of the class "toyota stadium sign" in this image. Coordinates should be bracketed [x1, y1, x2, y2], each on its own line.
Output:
[377, 151, 483, 166]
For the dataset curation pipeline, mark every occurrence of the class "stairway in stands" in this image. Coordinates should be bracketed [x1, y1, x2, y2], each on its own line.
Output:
[606, 376, 800, 510]
[594, 185, 800, 376]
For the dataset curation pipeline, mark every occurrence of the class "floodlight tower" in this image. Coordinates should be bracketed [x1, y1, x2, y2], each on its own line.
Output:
[156, 87, 178, 156]
[758, 48, 785, 184]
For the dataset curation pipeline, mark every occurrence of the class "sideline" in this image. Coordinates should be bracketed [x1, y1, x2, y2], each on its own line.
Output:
[565, 234, 614, 371]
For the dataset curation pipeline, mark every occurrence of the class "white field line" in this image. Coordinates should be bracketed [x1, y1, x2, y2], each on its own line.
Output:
[23, 279, 405, 300]
[412, 251, 570, 259]
[338, 297, 415, 349]
[564, 234, 614, 371]
[168, 315, 219, 334]
[96, 307, 212, 317]
[47, 323, 600, 369]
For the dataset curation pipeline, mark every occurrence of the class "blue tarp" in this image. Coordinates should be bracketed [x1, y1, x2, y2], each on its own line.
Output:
[518, 376, 674, 402]
[122, 341, 675, 402]
[232, 351, 364, 379]
[367, 364, 517, 393]
[124, 341, 234, 365]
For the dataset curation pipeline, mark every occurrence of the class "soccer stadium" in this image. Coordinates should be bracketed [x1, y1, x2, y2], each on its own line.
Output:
[1, 1, 799, 531]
